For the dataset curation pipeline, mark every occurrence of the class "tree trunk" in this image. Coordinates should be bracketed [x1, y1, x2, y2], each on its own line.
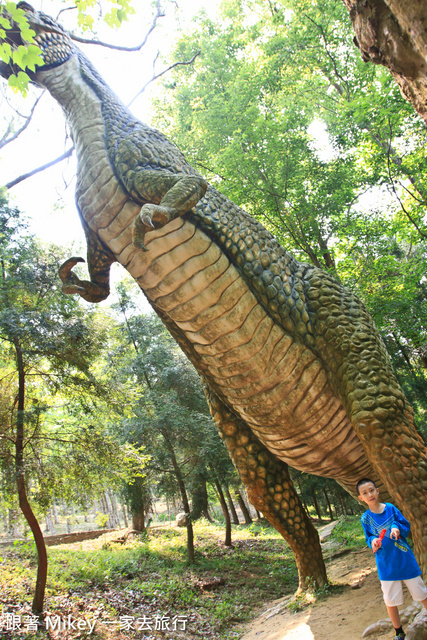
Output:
[8, 509, 21, 537]
[125, 476, 148, 532]
[338, 493, 347, 516]
[214, 478, 232, 547]
[108, 490, 120, 528]
[52, 502, 59, 525]
[236, 490, 252, 524]
[14, 340, 47, 615]
[342, 0, 427, 127]
[323, 487, 334, 521]
[132, 504, 145, 532]
[102, 491, 115, 529]
[296, 478, 311, 517]
[150, 490, 159, 521]
[225, 487, 239, 524]
[45, 511, 55, 535]
[121, 502, 129, 528]
[161, 429, 195, 563]
[310, 488, 324, 523]
[190, 472, 212, 521]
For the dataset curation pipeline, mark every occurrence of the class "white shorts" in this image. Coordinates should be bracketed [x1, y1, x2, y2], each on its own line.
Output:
[381, 576, 427, 606]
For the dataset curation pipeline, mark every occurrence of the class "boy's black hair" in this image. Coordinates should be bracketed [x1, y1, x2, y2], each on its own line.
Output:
[356, 478, 377, 495]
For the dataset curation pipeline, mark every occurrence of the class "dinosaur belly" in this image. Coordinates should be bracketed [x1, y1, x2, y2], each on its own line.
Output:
[125, 217, 372, 490]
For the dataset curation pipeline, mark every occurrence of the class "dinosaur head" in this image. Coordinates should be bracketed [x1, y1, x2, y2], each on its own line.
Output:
[0, 2, 74, 81]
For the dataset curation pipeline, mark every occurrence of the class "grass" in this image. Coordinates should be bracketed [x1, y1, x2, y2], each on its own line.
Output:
[328, 515, 366, 550]
[0, 517, 367, 639]
[0, 519, 299, 639]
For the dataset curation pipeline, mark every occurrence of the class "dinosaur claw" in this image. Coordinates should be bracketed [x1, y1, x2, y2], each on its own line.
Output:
[58, 256, 85, 282]
[142, 216, 155, 229]
[62, 284, 86, 295]
[132, 204, 172, 250]
[132, 212, 150, 250]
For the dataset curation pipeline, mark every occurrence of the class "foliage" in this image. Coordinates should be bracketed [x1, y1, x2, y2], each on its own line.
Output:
[154, 0, 427, 267]
[0, 1, 43, 94]
[74, 0, 135, 30]
[108, 285, 238, 513]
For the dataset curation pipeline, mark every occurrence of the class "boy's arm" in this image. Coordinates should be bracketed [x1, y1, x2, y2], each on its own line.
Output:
[391, 505, 411, 538]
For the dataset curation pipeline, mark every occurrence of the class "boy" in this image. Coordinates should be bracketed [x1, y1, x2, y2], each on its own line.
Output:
[357, 478, 427, 640]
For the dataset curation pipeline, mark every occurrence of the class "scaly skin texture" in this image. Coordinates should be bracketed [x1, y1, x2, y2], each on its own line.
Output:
[2, 3, 427, 588]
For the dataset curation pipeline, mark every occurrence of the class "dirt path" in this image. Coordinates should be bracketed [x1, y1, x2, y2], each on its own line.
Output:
[239, 547, 414, 640]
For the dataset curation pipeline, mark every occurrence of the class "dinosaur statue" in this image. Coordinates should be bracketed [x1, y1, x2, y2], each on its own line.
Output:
[2, 3, 427, 591]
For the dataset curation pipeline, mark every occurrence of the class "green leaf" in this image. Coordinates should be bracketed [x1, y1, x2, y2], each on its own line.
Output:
[0, 16, 11, 29]
[8, 70, 29, 95]
[19, 43, 43, 71]
[0, 41, 11, 63]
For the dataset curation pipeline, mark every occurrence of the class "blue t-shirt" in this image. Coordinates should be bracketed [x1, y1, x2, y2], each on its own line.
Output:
[361, 503, 421, 581]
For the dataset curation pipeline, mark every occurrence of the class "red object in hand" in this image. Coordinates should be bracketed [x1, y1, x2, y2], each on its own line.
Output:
[374, 529, 387, 553]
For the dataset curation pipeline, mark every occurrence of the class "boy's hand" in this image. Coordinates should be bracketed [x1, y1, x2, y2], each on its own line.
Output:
[372, 538, 382, 552]
[390, 527, 400, 540]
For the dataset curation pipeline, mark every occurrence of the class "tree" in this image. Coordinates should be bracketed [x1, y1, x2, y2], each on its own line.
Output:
[0, 196, 145, 612]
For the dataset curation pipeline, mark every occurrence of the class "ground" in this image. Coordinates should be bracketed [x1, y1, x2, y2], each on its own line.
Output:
[240, 545, 415, 640]
[1, 518, 422, 640]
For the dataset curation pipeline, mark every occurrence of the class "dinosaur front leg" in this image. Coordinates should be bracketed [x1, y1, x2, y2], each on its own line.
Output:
[130, 170, 207, 249]
[58, 222, 116, 303]
[205, 386, 328, 592]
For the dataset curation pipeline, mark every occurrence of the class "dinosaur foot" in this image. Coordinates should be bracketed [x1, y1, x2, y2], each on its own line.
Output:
[132, 204, 173, 250]
[58, 257, 109, 303]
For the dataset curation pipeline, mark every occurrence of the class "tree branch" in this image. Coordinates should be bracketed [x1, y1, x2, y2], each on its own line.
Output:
[303, 14, 350, 100]
[128, 51, 200, 107]
[70, 2, 165, 52]
[0, 93, 44, 150]
[385, 136, 427, 238]
[4, 146, 74, 190]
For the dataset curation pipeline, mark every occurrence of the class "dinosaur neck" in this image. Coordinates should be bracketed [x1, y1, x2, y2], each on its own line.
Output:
[36, 50, 160, 172]
[36, 54, 107, 157]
